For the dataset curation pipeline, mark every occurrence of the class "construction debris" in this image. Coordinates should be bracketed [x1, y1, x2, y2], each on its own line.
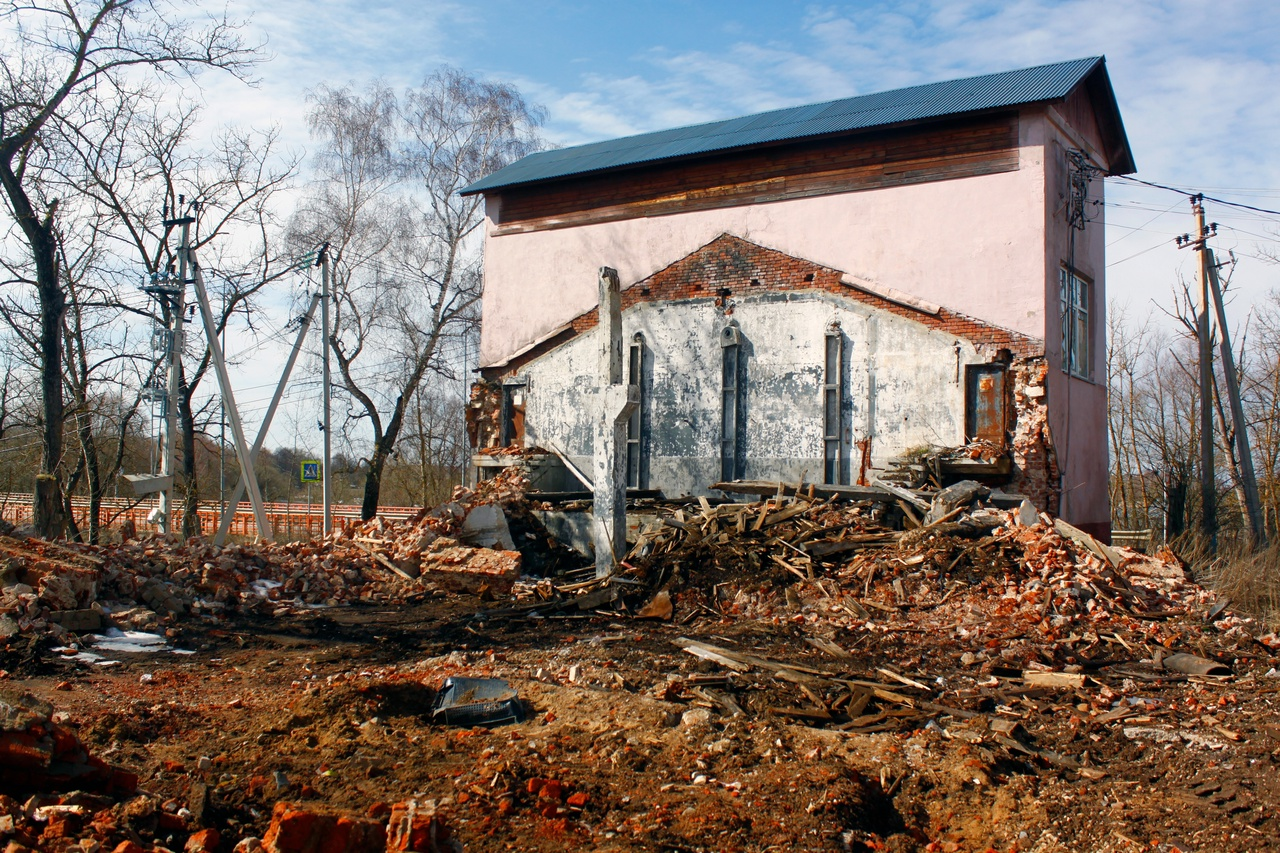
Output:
[0, 462, 1277, 852]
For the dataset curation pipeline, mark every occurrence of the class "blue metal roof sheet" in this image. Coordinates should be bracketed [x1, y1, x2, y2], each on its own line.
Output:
[463, 57, 1133, 195]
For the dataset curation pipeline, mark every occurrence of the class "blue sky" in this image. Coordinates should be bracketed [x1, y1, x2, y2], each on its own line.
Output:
[207, 0, 1280, 326]
[192, 0, 1280, 448]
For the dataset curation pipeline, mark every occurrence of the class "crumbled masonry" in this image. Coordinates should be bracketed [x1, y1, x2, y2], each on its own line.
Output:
[1, 456, 1278, 852]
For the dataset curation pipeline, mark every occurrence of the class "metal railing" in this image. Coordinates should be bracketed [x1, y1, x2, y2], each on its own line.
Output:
[0, 493, 419, 540]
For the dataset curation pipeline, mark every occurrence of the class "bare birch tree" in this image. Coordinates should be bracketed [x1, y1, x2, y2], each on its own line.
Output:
[291, 68, 542, 519]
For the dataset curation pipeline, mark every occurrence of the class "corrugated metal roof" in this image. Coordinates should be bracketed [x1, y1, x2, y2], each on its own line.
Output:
[463, 57, 1133, 195]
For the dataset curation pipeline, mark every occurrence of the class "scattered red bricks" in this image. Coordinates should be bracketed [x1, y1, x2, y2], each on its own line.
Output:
[386, 800, 457, 853]
[260, 801, 386, 853]
[0, 690, 137, 798]
[184, 828, 220, 852]
[0, 466, 532, 644]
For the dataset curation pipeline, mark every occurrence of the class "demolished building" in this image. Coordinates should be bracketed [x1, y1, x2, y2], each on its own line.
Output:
[463, 57, 1134, 541]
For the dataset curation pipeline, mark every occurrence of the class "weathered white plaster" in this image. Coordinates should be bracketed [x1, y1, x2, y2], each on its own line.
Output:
[517, 291, 984, 498]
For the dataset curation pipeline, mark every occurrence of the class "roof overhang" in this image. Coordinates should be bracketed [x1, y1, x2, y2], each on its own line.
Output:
[463, 57, 1135, 196]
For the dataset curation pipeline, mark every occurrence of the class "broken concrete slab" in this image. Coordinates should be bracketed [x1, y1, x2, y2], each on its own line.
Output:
[925, 479, 990, 524]
[458, 504, 516, 551]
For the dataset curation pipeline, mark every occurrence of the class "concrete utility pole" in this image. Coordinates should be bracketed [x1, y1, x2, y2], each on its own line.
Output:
[319, 244, 333, 536]
[157, 212, 192, 536]
[592, 267, 638, 578]
[1206, 250, 1268, 546]
[189, 257, 273, 541]
[213, 292, 321, 546]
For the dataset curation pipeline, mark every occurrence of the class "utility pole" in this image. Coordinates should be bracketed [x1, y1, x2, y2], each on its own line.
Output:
[1178, 194, 1217, 548]
[189, 254, 272, 540]
[158, 207, 192, 536]
[1207, 250, 1268, 546]
[213, 292, 321, 546]
[319, 244, 333, 536]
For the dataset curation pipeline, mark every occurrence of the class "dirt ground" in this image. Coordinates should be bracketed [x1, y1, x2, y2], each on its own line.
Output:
[5, 575, 1280, 853]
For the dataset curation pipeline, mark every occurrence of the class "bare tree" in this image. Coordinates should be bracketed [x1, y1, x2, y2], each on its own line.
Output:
[291, 68, 542, 519]
[0, 0, 259, 536]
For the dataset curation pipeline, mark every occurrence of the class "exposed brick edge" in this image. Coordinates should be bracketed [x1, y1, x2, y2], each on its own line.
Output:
[487, 233, 1043, 379]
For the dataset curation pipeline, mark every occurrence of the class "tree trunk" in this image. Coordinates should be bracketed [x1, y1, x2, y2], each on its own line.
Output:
[361, 445, 389, 521]
[360, 393, 413, 520]
[0, 161, 66, 538]
[79, 407, 103, 544]
[1166, 475, 1187, 541]
[35, 475, 64, 538]
[179, 387, 201, 538]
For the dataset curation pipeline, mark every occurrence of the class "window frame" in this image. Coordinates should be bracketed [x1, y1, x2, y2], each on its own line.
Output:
[822, 328, 846, 485]
[1059, 266, 1093, 380]
[720, 324, 745, 482]
[626, 334, 646, 489]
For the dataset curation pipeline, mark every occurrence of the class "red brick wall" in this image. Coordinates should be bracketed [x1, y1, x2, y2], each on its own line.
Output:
[546, 233, 1042, 355]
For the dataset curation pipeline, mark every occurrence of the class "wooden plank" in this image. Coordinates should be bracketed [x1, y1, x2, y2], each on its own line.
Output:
[1023, 670, 1087, 689]
[713, 480, 892, 503]
[1054, 517, 1123, 568]
[675, 639, 751, 672]
[870, 477, 930, 512]
[350, 539, 416, 581]
[804, 636, 852, 659]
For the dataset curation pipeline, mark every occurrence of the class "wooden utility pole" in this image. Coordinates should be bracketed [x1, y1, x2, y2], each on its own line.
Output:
[1175, 195, 1217, 546]
[1175, 192, 1269, 548]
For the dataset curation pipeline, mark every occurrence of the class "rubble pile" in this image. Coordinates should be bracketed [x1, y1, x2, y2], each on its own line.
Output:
[0, 687, 461, 853]
[609, 483, 1275, 740]
[1, 467, 1278, 851]
[0, 467, 536, 644]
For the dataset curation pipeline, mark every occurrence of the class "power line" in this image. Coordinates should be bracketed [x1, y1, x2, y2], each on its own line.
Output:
[1110, 175, 1280, 218]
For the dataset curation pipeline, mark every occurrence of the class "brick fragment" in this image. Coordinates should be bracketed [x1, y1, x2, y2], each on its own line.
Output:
[386, 800, 456, 853]
[261, 801, 385, 853]
[419, 546, 520, 595]
[185, 829, 220, 853]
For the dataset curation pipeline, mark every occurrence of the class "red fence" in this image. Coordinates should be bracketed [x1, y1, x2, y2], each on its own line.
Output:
[0, 493, 419, 540]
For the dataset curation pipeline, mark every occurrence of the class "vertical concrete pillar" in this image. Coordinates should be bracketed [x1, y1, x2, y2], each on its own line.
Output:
[594, 267, 638, 578]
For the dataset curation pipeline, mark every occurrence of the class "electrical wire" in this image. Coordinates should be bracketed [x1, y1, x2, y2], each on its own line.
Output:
[1110, 175, 1280, 218]
[1107, 240, 1175, 268]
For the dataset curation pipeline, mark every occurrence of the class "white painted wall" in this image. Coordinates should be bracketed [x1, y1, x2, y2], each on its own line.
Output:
[517, 291, 985, 498]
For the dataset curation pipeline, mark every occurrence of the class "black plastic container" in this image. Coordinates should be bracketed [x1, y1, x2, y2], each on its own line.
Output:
[431, 677, 525, 727]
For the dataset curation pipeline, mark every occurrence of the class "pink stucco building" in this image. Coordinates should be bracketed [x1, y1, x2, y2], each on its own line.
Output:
[462, 57, 1134, 540]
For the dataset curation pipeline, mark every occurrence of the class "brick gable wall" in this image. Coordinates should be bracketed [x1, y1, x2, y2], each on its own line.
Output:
[487, 233, 1042, 378]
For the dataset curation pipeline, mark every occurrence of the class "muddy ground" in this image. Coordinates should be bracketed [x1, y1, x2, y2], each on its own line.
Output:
[4, 580, 1280, 853]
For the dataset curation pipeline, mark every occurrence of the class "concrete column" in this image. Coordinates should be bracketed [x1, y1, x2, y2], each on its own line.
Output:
[593, 267, 638, 578]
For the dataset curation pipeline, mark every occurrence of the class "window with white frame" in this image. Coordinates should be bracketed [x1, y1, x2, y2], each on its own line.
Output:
[1060, 267, 1092, 379]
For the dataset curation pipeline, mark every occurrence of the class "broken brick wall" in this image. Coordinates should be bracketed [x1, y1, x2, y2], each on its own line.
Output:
[466, 381, 503, 451]
[1009, 357, 1060, 516]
